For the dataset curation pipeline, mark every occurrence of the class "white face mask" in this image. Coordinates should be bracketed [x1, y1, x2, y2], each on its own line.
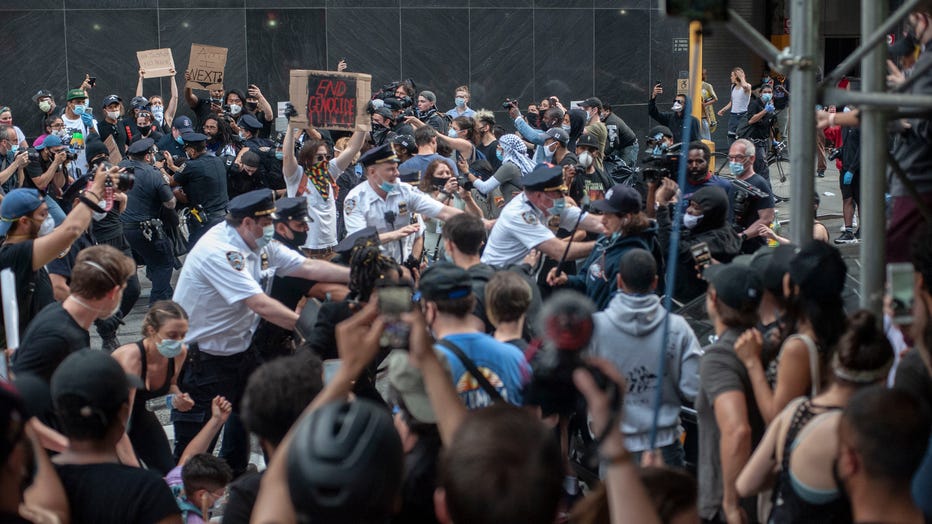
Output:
[229, 104, 242, 115]
[578, 151, 593, 168]
[92, 210, 108, 221]
[37, 215, 55, 237]
[683, 213, 703, 229]
[543, 142, 557, 160]
[107, 111, 121, 120]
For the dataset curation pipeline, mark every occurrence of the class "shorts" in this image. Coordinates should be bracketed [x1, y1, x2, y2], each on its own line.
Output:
[840, 170, 861, 202]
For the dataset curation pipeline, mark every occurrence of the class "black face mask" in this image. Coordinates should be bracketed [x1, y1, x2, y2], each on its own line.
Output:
[287, 226, 308, 247]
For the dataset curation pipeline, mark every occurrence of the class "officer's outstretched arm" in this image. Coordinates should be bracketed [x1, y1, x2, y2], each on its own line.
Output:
[580, 212, 608, 235]
[289, 259, 351, 285]
[536, 238, 597, 262]
[245, 293, 300, 330]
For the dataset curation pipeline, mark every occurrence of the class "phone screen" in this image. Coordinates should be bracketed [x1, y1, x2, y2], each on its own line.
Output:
[888, 262, 915, 324]
[378, 286, 413, 349]
[322, 359, 341, 385]
[690, 242, 712, 270]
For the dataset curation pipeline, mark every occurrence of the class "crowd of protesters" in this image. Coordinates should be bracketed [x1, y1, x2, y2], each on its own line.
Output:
[0, 2, 932, 523]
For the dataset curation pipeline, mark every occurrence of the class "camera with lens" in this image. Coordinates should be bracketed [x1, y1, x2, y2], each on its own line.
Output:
[501, 98, 518, 110]
[457, 175, 474, 192]
[731, 177, 770, 225]
[95, 162, 136, 192]
[368, 80, 417, 116]
[64, 151, 78, 161]
[640, 151, 680, 184]
[827, 147, 842, 162]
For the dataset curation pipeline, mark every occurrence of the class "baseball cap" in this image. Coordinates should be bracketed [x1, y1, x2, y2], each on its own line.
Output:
[66, 89, 87, 101]
[0, 188, 45, 237]
[544, 127, 569, 145]
[35, 134, 64, 151]
[648, 125, 674, 140]
[418, 263, 473, 302]
[51, 349, 144, 423]
[590, 184, 641, 215]
[580, 97, 603, 109]
[32, 89, 53, 102]
[419, 90, 437, 104]
[173, 115, 194, 133]
[390, 134, 417, 156]
[100, 94, 122, 109]
[576, 133, 599, 150]
[789, 240, 847, 299]
[386, 350, 450, 424]
[130, 96, 149, 110]
[703, 263, 763, 311]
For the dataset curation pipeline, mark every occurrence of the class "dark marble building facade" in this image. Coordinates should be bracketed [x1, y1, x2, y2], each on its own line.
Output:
[0, 0, 706, 147]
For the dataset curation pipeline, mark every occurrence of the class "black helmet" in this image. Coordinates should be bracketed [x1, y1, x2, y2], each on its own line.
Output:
[287, 399, 403, 522]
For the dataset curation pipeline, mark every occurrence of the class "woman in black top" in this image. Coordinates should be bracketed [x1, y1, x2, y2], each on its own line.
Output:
[112, 300, 191, 474]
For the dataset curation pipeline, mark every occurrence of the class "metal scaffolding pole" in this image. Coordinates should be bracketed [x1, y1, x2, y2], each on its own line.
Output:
[860, 0, 888, 317]
[788, 0, 820, 244]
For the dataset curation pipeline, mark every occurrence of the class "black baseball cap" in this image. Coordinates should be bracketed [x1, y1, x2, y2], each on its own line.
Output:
[100, 94, 122, 109]
[590, 184, 641, 215]
[576, 133, 599, 150]
[173, 115, 194, 133]
[418, 263, 473, 301]
[580, 97, 603, 109]
[703, 263, 764, 311]
[648, 125, 674, 139]
[51, 349, 144, 421]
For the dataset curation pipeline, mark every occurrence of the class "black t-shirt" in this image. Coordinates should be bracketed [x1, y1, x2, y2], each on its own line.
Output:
[227, 165, 286, 199]
[55, 463, 180, 524]
[157, 133, 185, 160]
[222, 471, 262, 524]
[12, 302, 89, 383]
[0, 240, 55, 341]
[745, 98, 775, 141]
[476, 140, 501, 172]
[173, 154, 229, 215]
[120, 160, 174, 223]
[193, 99, 216, 132]
[97, 119, 130, 154]
[603, 113, 637, 153]
[730, 174, 774, 251]
[46, 231, 94, 281]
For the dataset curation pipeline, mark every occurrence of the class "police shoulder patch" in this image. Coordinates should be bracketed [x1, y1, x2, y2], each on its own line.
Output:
[344, 197, 356, 215]
[521, 211, 539, 225]
[177, 163, 187, 173]
[226, 251, 245, 271]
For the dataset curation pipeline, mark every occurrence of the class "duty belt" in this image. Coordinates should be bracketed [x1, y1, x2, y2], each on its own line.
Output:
[125, 218, 164, 242]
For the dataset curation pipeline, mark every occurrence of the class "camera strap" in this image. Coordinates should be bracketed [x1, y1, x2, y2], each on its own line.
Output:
[436, 339, 503, 403]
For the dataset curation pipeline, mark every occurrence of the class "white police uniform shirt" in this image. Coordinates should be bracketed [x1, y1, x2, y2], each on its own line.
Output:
[343, 180, 442, 263]
[481, 193, 583, 268]
[173, 222, 306, 356]
[283, 159, 340, 250]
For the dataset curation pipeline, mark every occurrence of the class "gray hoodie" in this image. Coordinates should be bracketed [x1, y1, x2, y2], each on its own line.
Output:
[589, 292, 702, 452]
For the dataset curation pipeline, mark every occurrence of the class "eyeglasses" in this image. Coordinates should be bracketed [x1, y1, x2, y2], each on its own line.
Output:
[49, 122, 64, 129]
[727, 154, 747, 161]
[315, 154, 332, 161]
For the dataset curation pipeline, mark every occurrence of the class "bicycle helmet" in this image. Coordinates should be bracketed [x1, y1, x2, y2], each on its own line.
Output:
[287, 399, 403, 522]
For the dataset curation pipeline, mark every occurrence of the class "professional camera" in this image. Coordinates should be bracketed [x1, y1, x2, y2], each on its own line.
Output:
[640, 151, 681, 184]
[524, 291, 619, 417]
[457, 175, 474, 192]
[827, 147, 842, 162]
[368, 80, 417, 116]
[501, 98, 518, 110]
[731, 177, 770, 226]
[64, 150, 78, 161]
[95, 162, 136, 192]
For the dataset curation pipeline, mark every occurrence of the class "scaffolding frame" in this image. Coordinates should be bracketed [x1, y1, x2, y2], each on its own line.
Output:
[722, 0, 931, 317]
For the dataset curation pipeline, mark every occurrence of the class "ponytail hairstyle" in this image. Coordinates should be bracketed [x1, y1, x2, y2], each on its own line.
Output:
[831, 310, 894, 385]
[142, 300, 189, 338]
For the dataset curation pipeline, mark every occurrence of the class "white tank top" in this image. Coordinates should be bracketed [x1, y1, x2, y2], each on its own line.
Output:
[731, 84, 750, 113]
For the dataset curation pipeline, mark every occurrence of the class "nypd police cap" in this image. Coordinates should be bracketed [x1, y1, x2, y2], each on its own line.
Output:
[523, 164, 566, 193]
[238, 114, 263, 130]
[126, 138, 155, 155]
[181, 132, 208, 144]
[358, 143, 399, 168]
[274, 197, 313, 223]
[229, 189, 277, 219]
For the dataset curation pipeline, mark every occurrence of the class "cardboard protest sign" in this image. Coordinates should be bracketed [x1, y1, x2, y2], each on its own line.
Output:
[136, 48, 175, 78]
[103, 135, 123, 164]
[289, 70, 372, 132]
[185, 44, 227, 91]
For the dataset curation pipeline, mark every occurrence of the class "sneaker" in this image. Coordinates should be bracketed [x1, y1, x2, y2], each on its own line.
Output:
[834, 230, 858, 244]
[817, 170, 825, 178]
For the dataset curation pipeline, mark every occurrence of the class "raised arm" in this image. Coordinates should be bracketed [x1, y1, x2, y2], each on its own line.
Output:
[282, 125, 298, 180]
[183, 70, 199, 109]
[178, 396, 232, 466]
[249, 84, 274, 123]
[136, 69, 144, 97]
[332, 129, 366, 174]
[165, 70, 179, 126]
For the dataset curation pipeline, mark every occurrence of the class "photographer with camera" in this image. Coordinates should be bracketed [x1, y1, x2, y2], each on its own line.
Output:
[418, 159, 483, 260]
[416, 90, 449, 135]
[649, 84, 700, 145]
[728, 139, 775, 254]
[0, 125, 31, 195]
[28, 134, 72, 225]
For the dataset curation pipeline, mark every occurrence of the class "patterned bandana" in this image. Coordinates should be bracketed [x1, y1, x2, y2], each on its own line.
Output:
[298, 160, 334, 200]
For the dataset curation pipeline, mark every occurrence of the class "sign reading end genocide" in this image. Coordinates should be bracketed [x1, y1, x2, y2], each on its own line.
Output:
[185, 44, 227, 91]
[136, 48, 175, 78]
[289, 70, 372, 132]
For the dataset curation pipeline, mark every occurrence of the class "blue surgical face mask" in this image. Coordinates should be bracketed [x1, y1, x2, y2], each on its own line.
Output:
[561, 124, 571, 133]
[455, 97, 466, 108]
[175, 135, 184, 146]
[447, 127, 458, 138]
[275, 151, 284, 160]
[610, 231, 622, 242]
[761, 93, 773, 103]
[495, 149, 503, 162]
[8, 145, 19, 156]
[729, 161, 745, 176]
[73, 104, 87, 115]
[548, 197, 566, 216]
[157, 338, 184, 358]
[379, 180, 396, 193]
[256, 224, 275, 248]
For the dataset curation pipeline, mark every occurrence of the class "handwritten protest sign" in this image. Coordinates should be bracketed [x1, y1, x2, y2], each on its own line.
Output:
[185, 44, 227, 91]
[289, 70, 371, 132]
[136, 48, 175, 78]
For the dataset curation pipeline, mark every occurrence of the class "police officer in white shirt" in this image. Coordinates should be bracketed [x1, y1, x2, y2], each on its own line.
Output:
[343, 143, 466, 268]
[170, 189, 349, 474]
[281, 121, 366, 259]
[481, 164, 605, 268]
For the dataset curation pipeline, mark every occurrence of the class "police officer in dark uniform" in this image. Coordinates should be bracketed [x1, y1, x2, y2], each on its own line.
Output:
[252, 197, 315, 360]
[120, 138, 177, 305]
[172, 131, 229, 248]
[157, 115, 193, 161]
[238, 114, 273, 150]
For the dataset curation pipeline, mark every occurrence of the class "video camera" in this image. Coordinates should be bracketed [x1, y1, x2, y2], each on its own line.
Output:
[731, 177, 770, 225]
[640, 150, 681, 184]
[367, 80, 416, 123]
